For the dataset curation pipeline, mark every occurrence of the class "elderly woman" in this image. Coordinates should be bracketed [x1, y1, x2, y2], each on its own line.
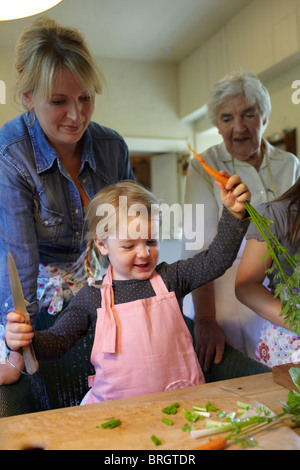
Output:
[0, 17, 133, 384]
[182, 72, 300, 370]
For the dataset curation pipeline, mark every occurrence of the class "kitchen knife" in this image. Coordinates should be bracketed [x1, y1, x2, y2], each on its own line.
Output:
[7, 252, 39, 375]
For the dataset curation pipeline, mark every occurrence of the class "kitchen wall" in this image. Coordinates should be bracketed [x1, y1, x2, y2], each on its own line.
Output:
[180, 0, 300, 152]
[2, 0, 300, 151]
[1, 0, 300, 265]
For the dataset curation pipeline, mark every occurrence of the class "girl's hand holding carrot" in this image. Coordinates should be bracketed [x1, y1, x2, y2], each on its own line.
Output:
[186, 142, 250, 219]
[216, 170, 251, 219]
[5, 312, 34, 351]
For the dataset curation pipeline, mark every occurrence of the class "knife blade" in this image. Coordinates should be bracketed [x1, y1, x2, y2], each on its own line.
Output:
[7, 252, 39, 375]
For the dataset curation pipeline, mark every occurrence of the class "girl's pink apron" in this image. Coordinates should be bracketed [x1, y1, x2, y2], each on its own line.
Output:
[86, 265, 204, 404]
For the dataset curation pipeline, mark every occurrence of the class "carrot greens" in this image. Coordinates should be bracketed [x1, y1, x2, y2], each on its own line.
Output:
[244, 201, 300, 334]
[187, 142, 300, 334]
[190, 368, 300, 448]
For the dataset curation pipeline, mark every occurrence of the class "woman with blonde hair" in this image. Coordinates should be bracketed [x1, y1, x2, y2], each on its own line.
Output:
[6, 176, 250, 403]
[0, 17, 133, 384]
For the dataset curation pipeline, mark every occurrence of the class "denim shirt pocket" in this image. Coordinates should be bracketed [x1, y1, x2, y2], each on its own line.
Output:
[33, 196, 64, 243]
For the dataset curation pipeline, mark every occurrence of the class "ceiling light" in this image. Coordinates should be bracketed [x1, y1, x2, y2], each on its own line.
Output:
[0, 0, 63, 21]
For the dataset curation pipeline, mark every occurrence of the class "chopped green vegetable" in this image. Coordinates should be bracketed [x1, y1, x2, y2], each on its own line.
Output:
[162, 417, 174, 426]
[205, 401, 218, 412]
[101, 419, 122, 429]
[237, 401, 251, 410]
[182, 423, 195, 433]
[192, 406, 210, 417]
[193, 405, 207, 412]
[151, 435, 162, 446]
[194, 410, 210, 418]
[182, 408, 202, 423]
[162, 402, 180, 415]
[225, 411, 236, 422]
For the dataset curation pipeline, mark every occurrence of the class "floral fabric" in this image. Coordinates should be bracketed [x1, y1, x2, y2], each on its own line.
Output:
[37, 262, 88, 315]
[255, 319, 300, 367]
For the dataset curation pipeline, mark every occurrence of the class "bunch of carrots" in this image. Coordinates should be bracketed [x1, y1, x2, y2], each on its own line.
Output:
[186, 142, 300, 334]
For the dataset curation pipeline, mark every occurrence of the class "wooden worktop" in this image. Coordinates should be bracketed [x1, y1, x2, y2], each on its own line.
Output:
[0, 373, 299, 450]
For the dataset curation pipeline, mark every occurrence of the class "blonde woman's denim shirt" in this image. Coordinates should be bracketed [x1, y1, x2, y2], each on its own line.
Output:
[0, 113, 133, 326]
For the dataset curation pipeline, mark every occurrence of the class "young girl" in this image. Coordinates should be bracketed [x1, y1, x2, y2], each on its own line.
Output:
[6, 176, 250, 403]
[236, 178, 300, 367]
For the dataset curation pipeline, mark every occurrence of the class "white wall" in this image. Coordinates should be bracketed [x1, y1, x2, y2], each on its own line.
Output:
[179, 0, 300, 120]
[2, 0, 300, 156]
[264, 63, 300, 151]
[95, 57, 192, 140]
[0, 46, 21, 124]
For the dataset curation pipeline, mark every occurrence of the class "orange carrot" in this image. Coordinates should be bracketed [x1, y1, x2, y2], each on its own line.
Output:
[186, 142, 229, 186]
[193, 436, 227, 450]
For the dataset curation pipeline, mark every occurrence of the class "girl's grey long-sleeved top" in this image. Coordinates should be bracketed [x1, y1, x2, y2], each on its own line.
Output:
[32, 207, 249, 361]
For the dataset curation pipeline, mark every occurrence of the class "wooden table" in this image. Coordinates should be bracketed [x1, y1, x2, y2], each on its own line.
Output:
[0, 373, 299, 450]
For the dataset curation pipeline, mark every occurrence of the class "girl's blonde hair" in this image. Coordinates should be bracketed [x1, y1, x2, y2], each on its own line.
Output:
[84, 181, 161, 281]
[14, 16, 105, 107]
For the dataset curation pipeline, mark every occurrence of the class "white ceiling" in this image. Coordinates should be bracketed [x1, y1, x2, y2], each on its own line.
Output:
[0, 0, 252, 63]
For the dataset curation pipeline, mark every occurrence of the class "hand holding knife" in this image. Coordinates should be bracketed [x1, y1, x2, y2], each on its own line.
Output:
[7, 252, 39, 375]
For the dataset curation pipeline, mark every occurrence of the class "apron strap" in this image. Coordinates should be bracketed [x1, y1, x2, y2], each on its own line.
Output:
[100, 265, 117, 353]
[149, 270, 169, 295]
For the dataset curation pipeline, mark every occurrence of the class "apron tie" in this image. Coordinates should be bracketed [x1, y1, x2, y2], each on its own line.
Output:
[100, 282, 117, 354]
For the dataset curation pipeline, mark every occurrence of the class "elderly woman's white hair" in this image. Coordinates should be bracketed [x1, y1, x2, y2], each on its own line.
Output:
[207, 72, 272, 127]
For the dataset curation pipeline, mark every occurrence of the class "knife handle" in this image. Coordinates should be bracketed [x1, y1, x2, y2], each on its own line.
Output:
[22, 343, 39, 375]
